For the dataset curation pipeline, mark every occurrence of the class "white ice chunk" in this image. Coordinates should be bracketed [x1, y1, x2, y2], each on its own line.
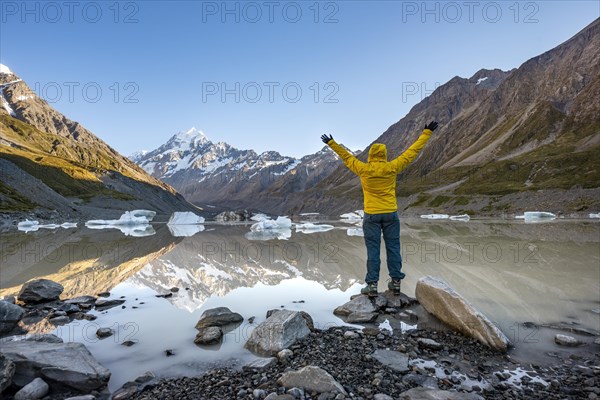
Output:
[86, 211, 152, 227]
[250, 213, 269, 222]
[167, 211, 205, 225]
[299, 212, 320, 216]
[250, 216, 292, 231]
[129, 209, 156, 222]
[449, 214, 470, 221]
[420, 214, 450, 219]
[516, 211, 556, 221]
[378, 319, 393, 333]
[60, 222, 78, 228]
[347, 227, 364, 237]
[295, 223, 334, 233]
[588, 213, 600, 218]
[168, 224, 205, 237]
[17, 219, 39, 228]
[340, 210, 364, 220]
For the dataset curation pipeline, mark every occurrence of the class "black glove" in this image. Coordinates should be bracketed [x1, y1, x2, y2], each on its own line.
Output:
[424, 121, 439, 131]
[321, 134, 333, 144]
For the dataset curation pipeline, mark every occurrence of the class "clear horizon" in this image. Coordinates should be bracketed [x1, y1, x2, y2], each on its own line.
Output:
[1, 1, 598, 158]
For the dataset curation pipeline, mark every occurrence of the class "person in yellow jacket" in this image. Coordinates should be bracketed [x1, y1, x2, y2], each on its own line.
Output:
[320, 121, 438, 297]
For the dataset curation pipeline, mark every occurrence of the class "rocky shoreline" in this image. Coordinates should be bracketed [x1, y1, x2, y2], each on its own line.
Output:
[0, 278, 598, 400]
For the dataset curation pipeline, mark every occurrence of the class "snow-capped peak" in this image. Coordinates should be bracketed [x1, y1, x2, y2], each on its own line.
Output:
[0, 64, 13, 75]
[173, 127, 208, 148]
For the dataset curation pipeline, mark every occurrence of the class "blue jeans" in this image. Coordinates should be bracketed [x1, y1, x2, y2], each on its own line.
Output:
[363, 211, 405, 283]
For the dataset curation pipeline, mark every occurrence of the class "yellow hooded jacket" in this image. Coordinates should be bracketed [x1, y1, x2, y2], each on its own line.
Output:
[327, 129, 432, 214]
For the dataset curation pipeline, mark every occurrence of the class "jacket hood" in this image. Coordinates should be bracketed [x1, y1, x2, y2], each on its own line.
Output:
[368, 143, 388, 162]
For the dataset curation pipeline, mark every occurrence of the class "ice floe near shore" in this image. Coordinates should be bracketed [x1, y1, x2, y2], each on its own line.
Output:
[295, 222, 334, 233]
[515, 211, 556, 221]
[420, 214, 449, 220]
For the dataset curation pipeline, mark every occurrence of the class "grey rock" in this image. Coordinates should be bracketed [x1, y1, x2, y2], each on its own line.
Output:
[277, 366, 346, 394]
[418, 338, 443, 350]
[244, 357, 277, 370]
[594, 337, 600, 345]
[286, 387, 304, 398]
[96, 328, 114, 338]
[346, 312, 378, 323]
[415, 276, 510, 351]
[402, 374, 439, 390]
[17, 279, 64, 304]
[266, 309, 315, 332]
[0, 301, 25, 333]
[49, 315, 70, 325]
[63, 396, 96, 400]
[381, 290, 417, 308]
[277, 349, 293, 361]
[57, 303, 81, 314]
[2, 296, 16, 304]
[195, 307, 243, 329]
[245, 310, 310, 356]
[555, 334, 580, 346]
[253, 388, 267, 398]
[95, 299, 125, 310]
[111, 385, 139, 400]
[194, 326, 223, 345]
[0, 341, 110, 391]
[398, 387, 484, 399]
[0, 353, 15, 393]
[374, 395, 394, 400]
[134, 371, 156, 384]
[14, 377, 49, 400]
[343, 331, 358, 338]
[3, 334, 63, 343]
[333, 295, 377, 317]
[371, 349, 409, 372]
[65, 296, 97, 306]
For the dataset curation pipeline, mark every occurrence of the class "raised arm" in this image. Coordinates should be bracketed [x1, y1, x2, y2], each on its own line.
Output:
[321, 134, 366, 176]
[390, 121, 438, 173]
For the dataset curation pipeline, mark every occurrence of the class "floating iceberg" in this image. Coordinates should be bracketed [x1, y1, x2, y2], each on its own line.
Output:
[167, 211, 205, 225]
[250, 216, 292, 231]
[449, 214, 470, 221]
[347, 228, 364, 237]
[247, 216, 292, 240]
[129, 209, 156, 222]
[250, 213, 269, 222]
[168, 224, 205, 237]
[295, 223, 334, 233]
[86, 210, 153, 227]
[17, 219, 39, 232]
[340, 210, 364, 221]
[299, 212, 320, 216]
[515, 211, 556, 221]
[60, 222, 78, 228]
[589, 213, 600, 219]
[420, 214, 450, 220]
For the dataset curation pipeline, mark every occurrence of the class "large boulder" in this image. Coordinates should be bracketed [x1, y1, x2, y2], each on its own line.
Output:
[0, 353, 15, 393]
[195, 307, 243, 329]
[398, 387, 484, 399]
[17, 279, 64, 304]
[14, 377, 49, 400]
[0, 341, 110, 392]
[0, 301, 25, 333]
[277, 366, 346, 394]
[245, 310, 310, 356]
[415, 276, 510, 352]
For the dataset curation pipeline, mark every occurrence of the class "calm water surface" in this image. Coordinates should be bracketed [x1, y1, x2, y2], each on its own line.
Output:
[1, 218, 598, 390]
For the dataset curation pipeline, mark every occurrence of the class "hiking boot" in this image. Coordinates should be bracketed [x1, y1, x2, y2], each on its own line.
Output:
[360, 282, 378, 297]
[388, 279, 401, 294]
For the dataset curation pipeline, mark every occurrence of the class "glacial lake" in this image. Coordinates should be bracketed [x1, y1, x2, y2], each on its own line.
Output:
[1, 218, 599, 391]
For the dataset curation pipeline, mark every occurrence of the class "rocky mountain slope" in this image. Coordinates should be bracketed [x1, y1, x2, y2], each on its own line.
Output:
[133, 128, 346, 211]
[281, 18, 600, 216]
[0, 65, 198, 222]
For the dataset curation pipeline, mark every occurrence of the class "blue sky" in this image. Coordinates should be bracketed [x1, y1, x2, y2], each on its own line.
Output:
[1, 1, 598, 157]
